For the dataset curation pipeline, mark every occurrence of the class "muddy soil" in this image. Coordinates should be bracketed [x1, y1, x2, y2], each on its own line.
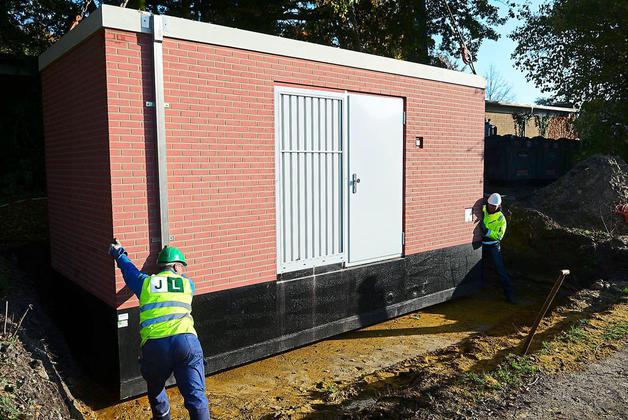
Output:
[93, 284, 531, 420]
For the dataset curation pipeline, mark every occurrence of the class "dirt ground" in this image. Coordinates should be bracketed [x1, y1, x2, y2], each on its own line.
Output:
[93, 286, 530, 419]
[302, 284, 628, 419]
[491, 348, 628, 419]
[89, 277, 628, 420]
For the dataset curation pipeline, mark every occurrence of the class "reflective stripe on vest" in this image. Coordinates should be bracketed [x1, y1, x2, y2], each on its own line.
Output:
[140, 312, 191, 329]
[139, 301, 192, 312]
[138, 271, 196, 345]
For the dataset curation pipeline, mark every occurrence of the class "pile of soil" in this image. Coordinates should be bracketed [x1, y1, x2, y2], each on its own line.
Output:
[505, 206, 628, 286]
[0, 254, 82, 420]
[0, 321, 71, 419]
[529, 154, 628, 236]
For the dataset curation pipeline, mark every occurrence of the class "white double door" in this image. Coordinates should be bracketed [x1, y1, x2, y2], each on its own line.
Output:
[275, 88, 403, 271]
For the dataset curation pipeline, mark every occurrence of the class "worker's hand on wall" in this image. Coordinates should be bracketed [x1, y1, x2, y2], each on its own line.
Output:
[109, 240, 127, 259]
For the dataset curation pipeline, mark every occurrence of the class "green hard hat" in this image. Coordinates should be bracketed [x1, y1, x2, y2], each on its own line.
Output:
[157, 245, 187, 266]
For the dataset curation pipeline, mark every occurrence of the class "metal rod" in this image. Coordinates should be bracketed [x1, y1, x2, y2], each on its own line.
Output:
[152, 14, 171, 247]
[522, 269, 570, 355]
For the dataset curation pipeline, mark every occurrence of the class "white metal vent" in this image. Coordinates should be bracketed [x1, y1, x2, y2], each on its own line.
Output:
[276, 90, 345, 273]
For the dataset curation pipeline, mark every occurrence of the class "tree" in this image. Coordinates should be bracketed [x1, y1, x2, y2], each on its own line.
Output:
[279, 0, 508, 66]
[0, 0, 81, 55]
[2, 0, 509, 67]
[511, 0, 627, 104]
[484, 64, 515, 102]
[511, 0, 627, 159]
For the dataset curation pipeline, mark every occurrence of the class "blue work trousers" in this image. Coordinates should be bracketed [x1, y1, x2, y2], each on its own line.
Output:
[140, 333, 210, 420]
[482, 242, 515, 301]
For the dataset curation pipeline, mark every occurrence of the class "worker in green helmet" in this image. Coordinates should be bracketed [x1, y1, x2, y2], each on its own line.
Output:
[109, 240, 210, 420]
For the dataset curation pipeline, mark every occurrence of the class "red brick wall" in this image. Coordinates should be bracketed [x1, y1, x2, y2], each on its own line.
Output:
[103, 29, 484, 309]
[41, 30, 116, 306]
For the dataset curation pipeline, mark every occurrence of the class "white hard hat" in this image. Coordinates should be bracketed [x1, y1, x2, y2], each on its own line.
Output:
[488, 193, 502, 206]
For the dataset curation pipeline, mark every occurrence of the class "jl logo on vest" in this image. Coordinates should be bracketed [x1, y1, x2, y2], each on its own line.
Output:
[150, 276, 185, 293]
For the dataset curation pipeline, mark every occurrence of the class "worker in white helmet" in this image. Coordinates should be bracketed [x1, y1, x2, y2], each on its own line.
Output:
[482, 193, 516, 304]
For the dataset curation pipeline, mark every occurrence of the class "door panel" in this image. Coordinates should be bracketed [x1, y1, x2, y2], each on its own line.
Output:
[348, 94, 403, 264]
[275, 88, 345, 273]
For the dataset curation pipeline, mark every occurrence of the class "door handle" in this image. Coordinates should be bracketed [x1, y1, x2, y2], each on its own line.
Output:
[352, 173, 361, 194]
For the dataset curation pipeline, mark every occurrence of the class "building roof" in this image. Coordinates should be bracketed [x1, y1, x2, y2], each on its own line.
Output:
[39, 5, 485, 90]
[486, 100, 577, 114]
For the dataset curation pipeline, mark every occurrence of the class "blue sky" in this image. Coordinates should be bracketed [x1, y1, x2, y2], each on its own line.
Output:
[474, 0, 544, 104]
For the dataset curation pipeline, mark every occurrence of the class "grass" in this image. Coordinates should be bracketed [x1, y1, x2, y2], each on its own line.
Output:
[602, 322, 628, 341]
[0, 392, 21, 420]
[492, 355, 539, 388]
[462, 313, 626, 395]
[463, 355, 539, 391]
[562, 320, 590, 343]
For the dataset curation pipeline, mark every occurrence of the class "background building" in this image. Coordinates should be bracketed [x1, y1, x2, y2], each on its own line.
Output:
[486, 101, 577, 139]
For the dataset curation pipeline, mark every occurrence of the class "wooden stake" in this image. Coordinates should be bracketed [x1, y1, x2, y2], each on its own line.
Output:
[10, 304, 33, 340]
[3, 301, 7, 336]
[522, 270, 570, 356]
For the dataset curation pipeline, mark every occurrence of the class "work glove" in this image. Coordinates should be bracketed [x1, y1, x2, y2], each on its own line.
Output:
[109, 239, 127, 259]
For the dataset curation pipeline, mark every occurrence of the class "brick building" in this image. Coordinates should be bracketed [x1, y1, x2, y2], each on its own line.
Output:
[40, 5, 486, 398]
[486, 101, 577, 139]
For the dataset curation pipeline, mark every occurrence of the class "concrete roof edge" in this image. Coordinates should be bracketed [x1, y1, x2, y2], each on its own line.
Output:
[486, 100, 578, 113]
[39, 5, 486, 90]
[38, 6, 104, 70]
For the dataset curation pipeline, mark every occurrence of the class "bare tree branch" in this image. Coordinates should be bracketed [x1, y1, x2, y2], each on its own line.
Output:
[484, 64, 515, 102]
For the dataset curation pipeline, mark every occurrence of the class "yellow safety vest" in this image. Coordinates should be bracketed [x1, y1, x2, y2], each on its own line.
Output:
[138, 271, 197, 346]
[482, 205, 507, 244]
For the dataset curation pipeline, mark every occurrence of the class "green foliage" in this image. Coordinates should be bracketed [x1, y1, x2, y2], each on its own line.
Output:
[492, 355, 538, 388]
[0, 0, 82, 56]
[602, 322, 628, 341]
[2, 0, 509, 66]
[0, 392, 22, 420]
[574, 100, 628, 161]
[511, 0, 627, 104]
[0, 199, 49, 247]
[463, 355, 538, 391]
[534, 114, 550, 137]
[462, 371, 485, 386]
[280, 0, 507, 65]
[512, 112, 531, 137]
[511, 0, 627, 158]
[562, 322, 589, 343]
